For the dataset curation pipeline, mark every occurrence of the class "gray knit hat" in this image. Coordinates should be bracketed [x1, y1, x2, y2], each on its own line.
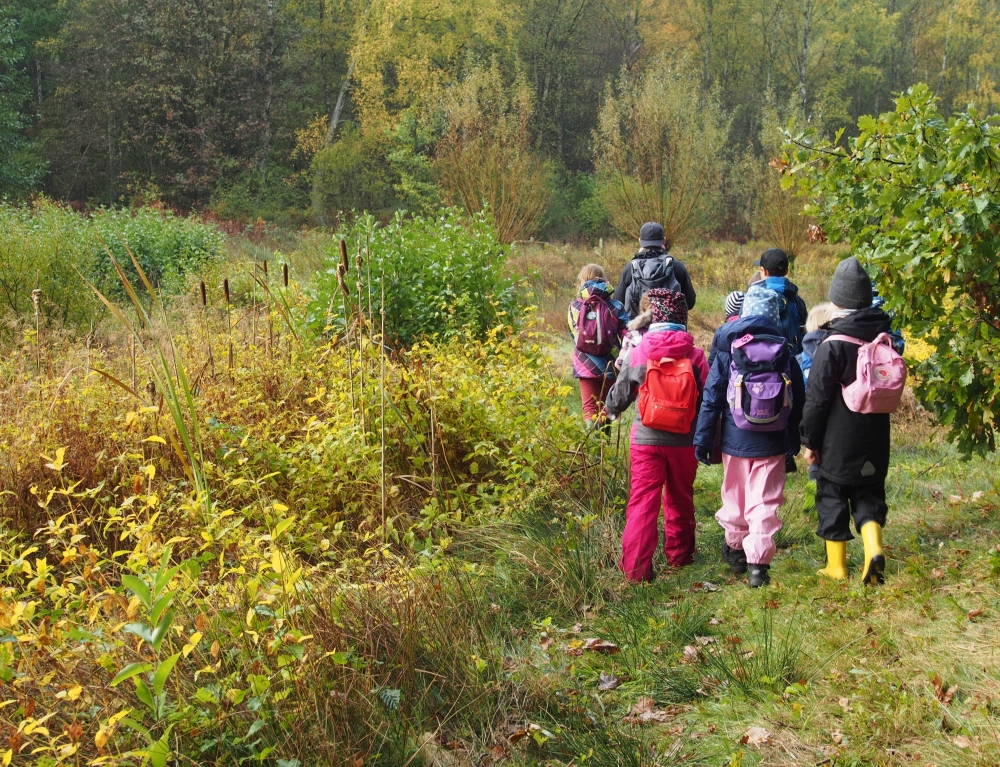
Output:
[741, 287, 782, 325]
[724, 290, 745, 318]
[828, 256, 873, 310]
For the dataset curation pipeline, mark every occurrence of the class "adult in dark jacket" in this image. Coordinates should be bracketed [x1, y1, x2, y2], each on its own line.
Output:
[694, 292, 806, 587]
[613, 222, 696, 317]
[801, 257, 894, 586]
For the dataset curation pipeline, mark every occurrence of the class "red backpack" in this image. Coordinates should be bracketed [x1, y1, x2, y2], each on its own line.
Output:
[575, 294, 618, 357]
[638, 357, 699, 433]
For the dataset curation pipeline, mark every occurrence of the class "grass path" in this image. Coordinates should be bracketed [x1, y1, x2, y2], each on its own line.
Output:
[478, 358, 1000, 767]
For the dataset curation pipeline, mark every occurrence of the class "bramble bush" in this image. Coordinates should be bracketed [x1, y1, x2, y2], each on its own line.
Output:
[785, 83, 1000, 454]
[310, 208, 520, 347]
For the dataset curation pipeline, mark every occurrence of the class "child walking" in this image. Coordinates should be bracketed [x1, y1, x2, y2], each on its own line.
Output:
[605, 290, 709, 581]
[796, 302, 836, 384]
[568, 264, 630, 429]
[801, 257, 903, 585]
[694, 289, 805, 587]
[615, 293, 652, 372]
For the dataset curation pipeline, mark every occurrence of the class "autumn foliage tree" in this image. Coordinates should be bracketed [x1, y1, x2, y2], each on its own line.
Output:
[786, 83, 1000, 454]
[594, 58, 728, 247]
[433, 63, 552, 243]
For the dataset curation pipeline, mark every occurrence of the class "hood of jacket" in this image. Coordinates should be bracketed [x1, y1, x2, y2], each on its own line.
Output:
[711, 315, 784, 356]
[633, 246, 667, 260]
[751, 275, 800, 299]
[580, 279, 613, 300]
[635, 326, 695, 364]
[628, 308, 653, 331]
[801, 329, 825, 358]
[826, 306, 892, 343]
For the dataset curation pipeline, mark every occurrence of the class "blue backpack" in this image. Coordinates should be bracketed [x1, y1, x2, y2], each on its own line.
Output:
[756, 278, 802, 353]
[796, 351, 813, 384]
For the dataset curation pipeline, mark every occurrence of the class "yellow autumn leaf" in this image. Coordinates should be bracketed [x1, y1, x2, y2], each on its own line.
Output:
[143, 435, 167, 445]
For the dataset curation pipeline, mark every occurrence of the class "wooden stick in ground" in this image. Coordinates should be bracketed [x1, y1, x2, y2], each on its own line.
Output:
[337, 263, 357, 418]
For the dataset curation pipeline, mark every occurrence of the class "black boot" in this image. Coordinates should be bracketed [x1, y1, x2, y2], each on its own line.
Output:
[747, 564, 770, 588]
[722, 543, 748, 574]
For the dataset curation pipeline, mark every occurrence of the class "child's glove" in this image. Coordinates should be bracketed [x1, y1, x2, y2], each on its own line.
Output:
[695, 445, 713, 466]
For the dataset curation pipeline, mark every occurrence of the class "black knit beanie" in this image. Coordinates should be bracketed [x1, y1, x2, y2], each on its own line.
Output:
[828, 256, 873, 310]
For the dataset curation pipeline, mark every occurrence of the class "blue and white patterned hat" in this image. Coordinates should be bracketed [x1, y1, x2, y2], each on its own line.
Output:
[741, 286, 781, 325]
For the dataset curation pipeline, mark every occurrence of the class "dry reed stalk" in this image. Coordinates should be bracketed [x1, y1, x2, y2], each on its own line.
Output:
[224, 278, 234, 377]
[251, 263, 258, 351]
[355, 249, 367, 442]
[263, 260, 274, 356]
[31, 289, 41, 379]
[199, 280, 215, 379]
[337, 263, 357, 418]
[380, 266, 387, 539]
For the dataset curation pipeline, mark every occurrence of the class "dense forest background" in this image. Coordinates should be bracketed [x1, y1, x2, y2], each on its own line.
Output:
[2, 0, 999, 239]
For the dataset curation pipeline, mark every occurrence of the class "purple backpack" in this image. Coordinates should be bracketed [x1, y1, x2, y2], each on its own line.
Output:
[575, 294, 618, 357]
[727, 333, 793, 432]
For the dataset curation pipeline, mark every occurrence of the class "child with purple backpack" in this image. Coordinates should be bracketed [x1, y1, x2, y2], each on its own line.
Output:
[694, 289, 806, 587]
[801, 257, 906, 585]
[568, 264, 630, 429]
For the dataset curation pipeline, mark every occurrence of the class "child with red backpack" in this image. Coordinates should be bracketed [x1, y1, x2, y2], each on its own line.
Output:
[801, 257, 906, 586]
[568, 264, 630, 429]
[605, 290, 709, 581]
[694, 289, 806, 588]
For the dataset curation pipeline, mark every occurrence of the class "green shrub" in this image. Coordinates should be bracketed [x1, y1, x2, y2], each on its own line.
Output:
[310, 126, 396, 221]
[310, 207, 520, 346]
[0, 200, 225, 331]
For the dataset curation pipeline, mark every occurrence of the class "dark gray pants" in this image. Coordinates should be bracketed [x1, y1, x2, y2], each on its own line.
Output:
[815, 478, 887, 541]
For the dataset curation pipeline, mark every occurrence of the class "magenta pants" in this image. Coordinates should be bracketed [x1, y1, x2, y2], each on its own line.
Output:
[620, 442, 698, 581]
[715, 453, 785, 565]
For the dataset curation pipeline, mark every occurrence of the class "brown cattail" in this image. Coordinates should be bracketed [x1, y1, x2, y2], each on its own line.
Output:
[262, 260, 268, 277]
[282, 263, 289, 287]
[340, 240, 349, 273]
[223, 278, 230, 305]
[336, 263, 349, 296]
[199, 280, 207, 306]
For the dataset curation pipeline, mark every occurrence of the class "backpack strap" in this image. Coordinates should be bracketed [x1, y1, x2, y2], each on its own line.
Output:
[823, 334, 863, 346]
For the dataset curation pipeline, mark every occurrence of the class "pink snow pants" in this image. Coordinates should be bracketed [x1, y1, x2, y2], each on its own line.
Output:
[715, 453, 785, 565]
[620, 442, 698, 582]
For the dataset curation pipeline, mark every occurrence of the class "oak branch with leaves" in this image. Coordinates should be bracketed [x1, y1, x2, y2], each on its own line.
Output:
[784, 83, 1000, 454]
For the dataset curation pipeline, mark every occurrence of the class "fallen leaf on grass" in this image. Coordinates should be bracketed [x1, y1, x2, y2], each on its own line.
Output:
[597, 671, 620, 691]
[932, 675, 957, 705]
[931, 567, 946, 579]
[967, 609, 984, 620]
[953, 736, 972, 749]
[582, 638, 619, 654]
[739, 727, 771, 746]
[831, 730, 844, 745]
[539, 634, 555, 649]
[507, 728, 528, 744]
[948, 494, 965, 505]
[708, 617, 723, 626]
[569, 622, 583, 634]
[838, 697, 850, 712]
[622, 697, 681, 724]
[695, 636, 716, 646]
[682, 645, 700, 663]
[971, 491, 985, 501]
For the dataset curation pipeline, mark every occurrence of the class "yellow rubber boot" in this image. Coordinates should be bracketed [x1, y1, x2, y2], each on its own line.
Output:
[860, 522, 885, 586]
[817, 541, 848, 581]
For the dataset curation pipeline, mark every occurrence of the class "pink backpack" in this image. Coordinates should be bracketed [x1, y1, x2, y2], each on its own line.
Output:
[575, 294, 618, 357]
[824, 333, 907, 414]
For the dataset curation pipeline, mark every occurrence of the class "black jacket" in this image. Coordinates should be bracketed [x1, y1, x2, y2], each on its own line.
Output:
[694, 316, 805, 459]
[612, 248, 697, 313]
[800, 307, 894, 486]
